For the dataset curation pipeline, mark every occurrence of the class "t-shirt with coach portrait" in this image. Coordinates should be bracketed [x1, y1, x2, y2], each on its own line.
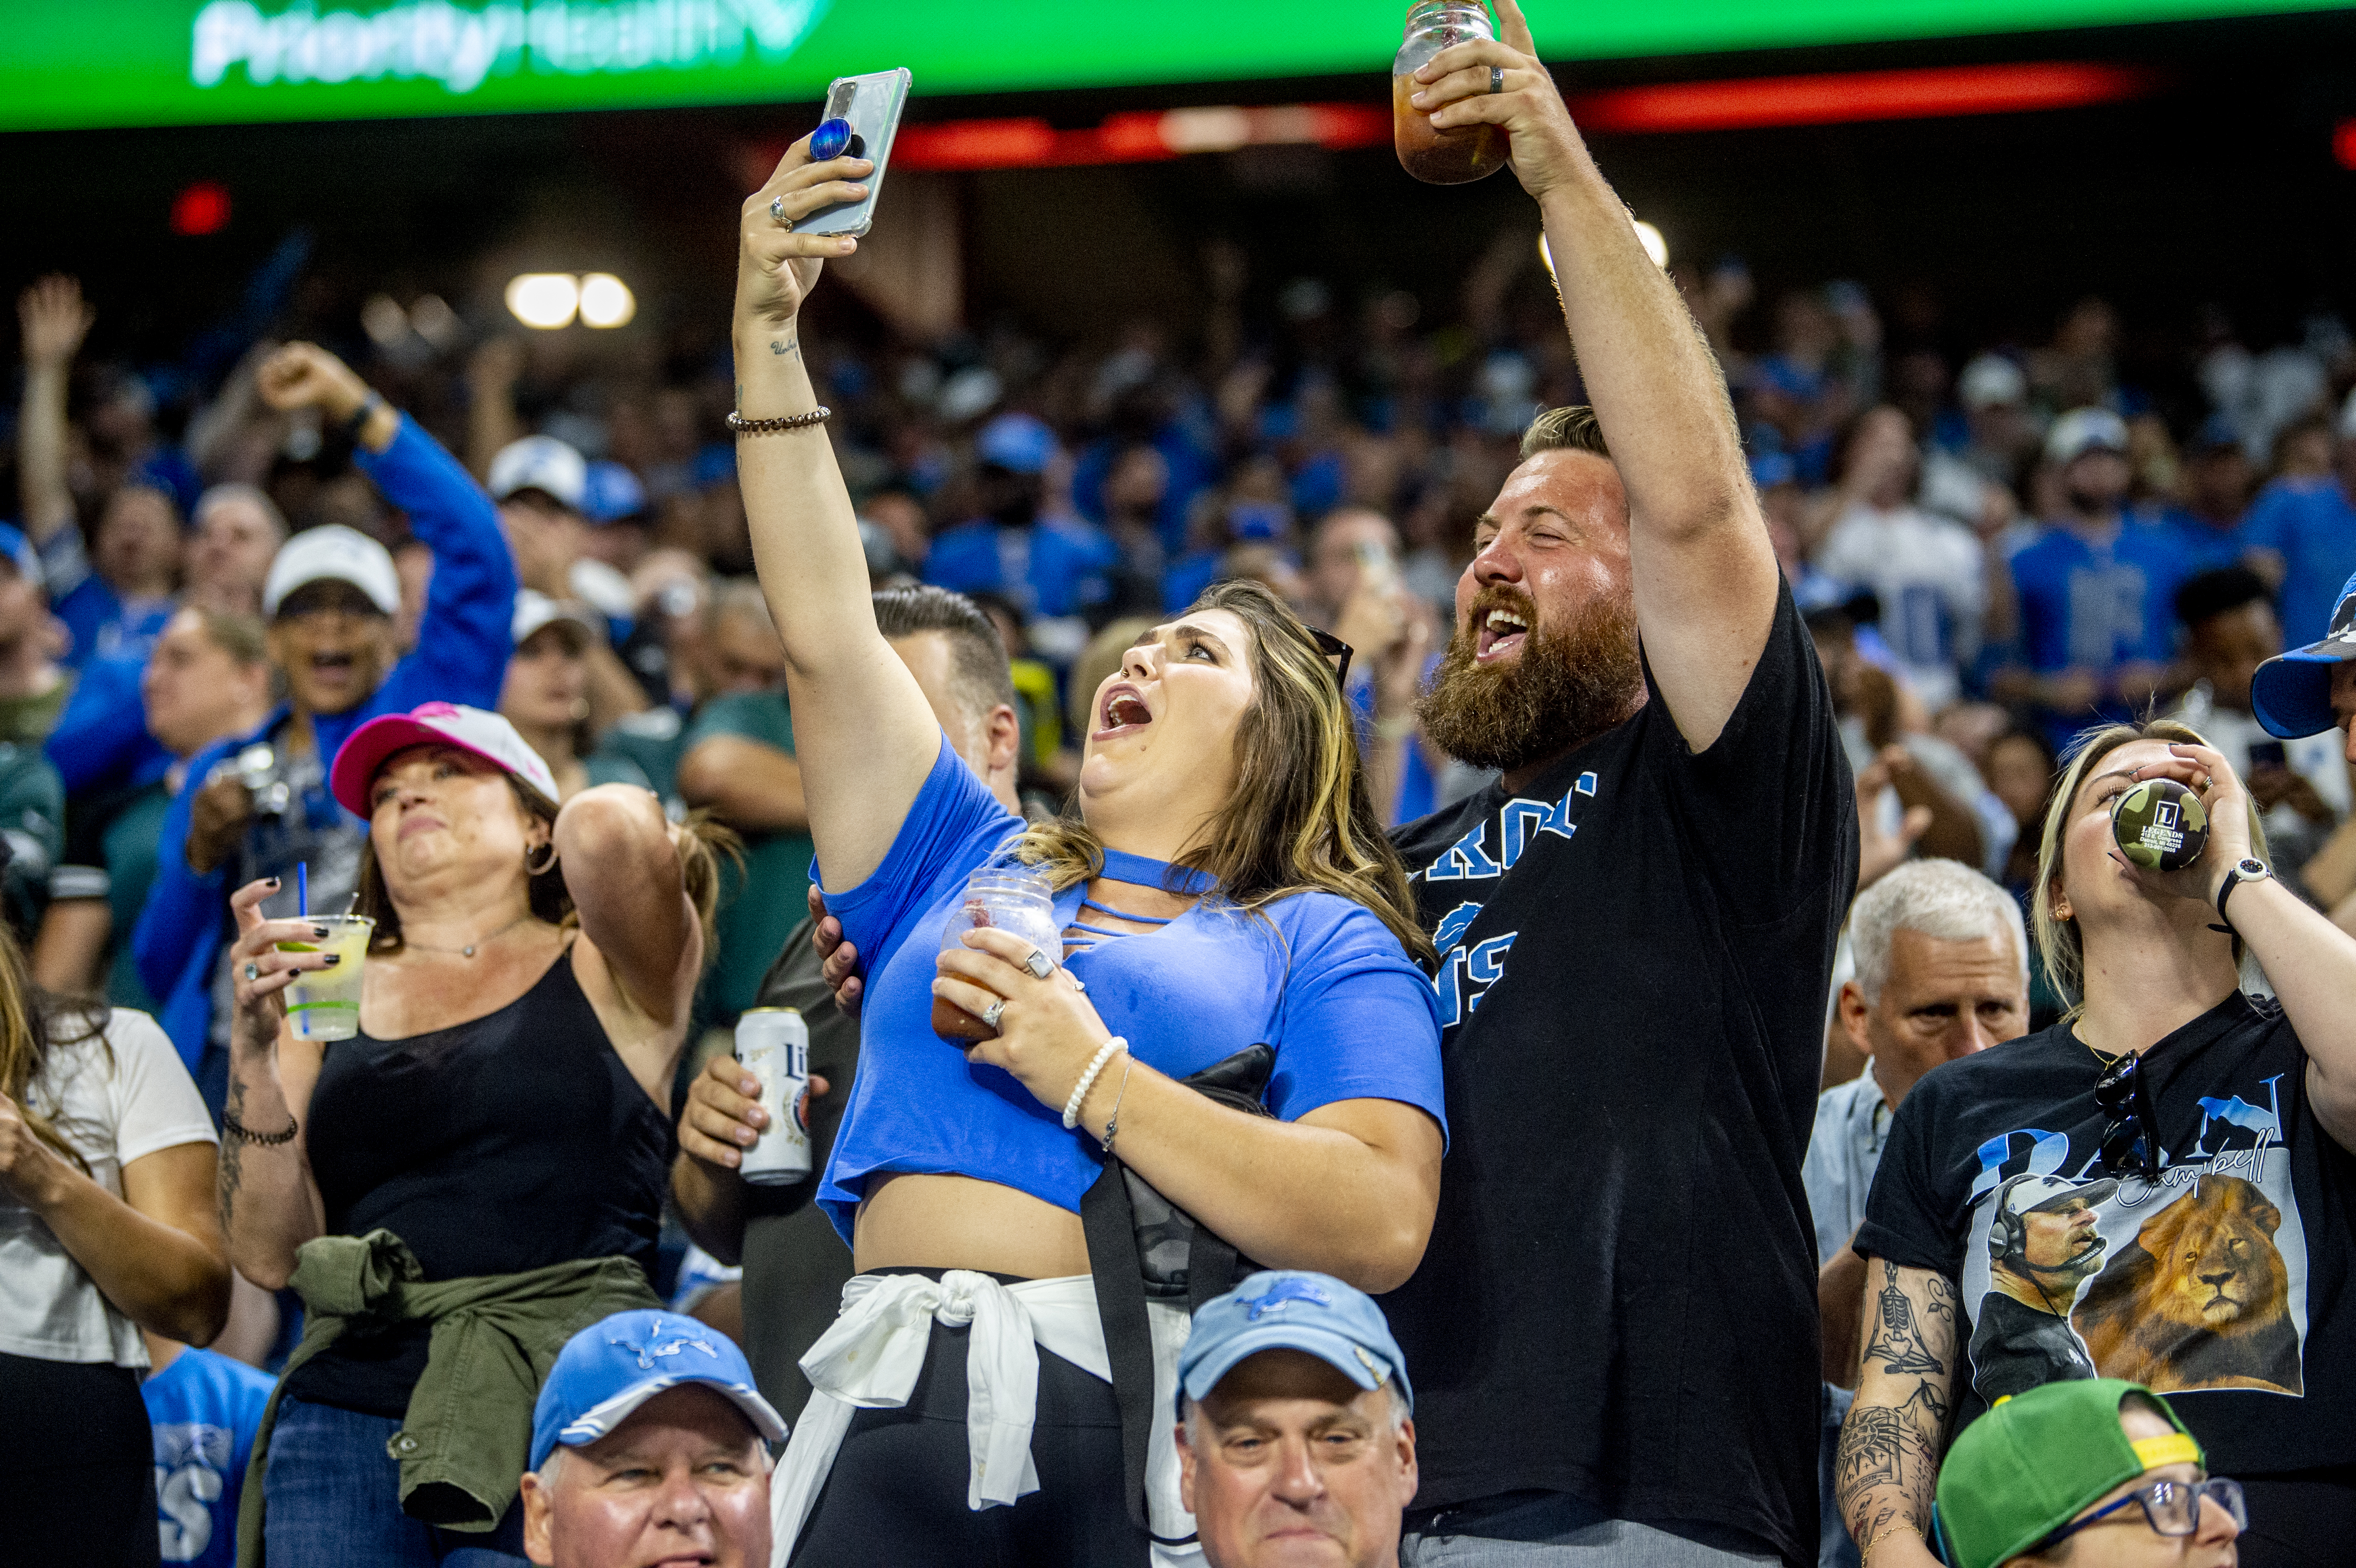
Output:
[1383, 581, 1856, 1566]
[1856, 994, 2355, 1477]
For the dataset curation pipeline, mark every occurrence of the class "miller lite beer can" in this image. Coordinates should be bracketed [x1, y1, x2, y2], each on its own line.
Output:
[735, 1007, 811, 1186]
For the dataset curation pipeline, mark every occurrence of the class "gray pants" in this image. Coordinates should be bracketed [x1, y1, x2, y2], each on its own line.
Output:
[1403, 1493, 1782, 1568]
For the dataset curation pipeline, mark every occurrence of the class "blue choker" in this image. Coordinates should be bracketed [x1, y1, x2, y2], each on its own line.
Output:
[1096, 846, 1218, 897]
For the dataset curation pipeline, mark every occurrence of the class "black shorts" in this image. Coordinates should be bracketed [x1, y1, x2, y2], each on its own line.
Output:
[0, 1348, 160, 1567]
[788, 1289, 1148, 1568]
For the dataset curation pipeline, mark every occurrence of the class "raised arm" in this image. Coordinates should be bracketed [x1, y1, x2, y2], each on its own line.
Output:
[1835, 1258, 1956, 1568]
[217, 878, 333, 1291]
[16, 275, 93, 547]
[1415, 0, 1779, 749]
[731, 139, 943, 889]
[558, 784, 699, 1031]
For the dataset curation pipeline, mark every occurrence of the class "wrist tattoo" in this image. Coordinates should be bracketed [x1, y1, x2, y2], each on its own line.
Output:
[769, 338, 800, 359]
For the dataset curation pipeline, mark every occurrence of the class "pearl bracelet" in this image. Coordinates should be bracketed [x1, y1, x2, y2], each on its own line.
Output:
[1064, 1037, 1127, 1130]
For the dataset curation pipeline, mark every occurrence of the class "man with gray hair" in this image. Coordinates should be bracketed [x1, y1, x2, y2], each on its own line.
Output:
[1806, 858, 2029, 1565]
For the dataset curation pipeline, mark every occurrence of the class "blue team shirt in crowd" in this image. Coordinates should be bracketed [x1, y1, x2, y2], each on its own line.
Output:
[922, 516, 1118, 620]
[2147, 505, 2258, 577]
[815, 737, 1447, 1243]
[2244, 476, 2356, 648]
[143, 1348, 274, 1568]
[2010, 520, 2189, 673]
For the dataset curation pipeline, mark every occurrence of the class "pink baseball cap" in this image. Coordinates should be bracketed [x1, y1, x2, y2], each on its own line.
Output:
[330, 702, 559, 817]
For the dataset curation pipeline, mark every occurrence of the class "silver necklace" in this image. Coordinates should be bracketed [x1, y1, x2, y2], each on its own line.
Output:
[406, 912, 536, 959]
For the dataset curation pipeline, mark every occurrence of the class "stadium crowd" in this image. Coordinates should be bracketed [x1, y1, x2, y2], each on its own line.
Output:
[2, 12, 2351, 1568]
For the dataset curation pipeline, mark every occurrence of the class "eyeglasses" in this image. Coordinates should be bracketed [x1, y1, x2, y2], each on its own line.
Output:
[1308, 627, 1354, 689]
[2094, 1051, 2160, 1180]
[2035, 1476, 2246, 1551]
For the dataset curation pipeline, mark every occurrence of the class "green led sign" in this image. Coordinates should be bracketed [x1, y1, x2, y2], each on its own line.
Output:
[0, 0, 2339, 131]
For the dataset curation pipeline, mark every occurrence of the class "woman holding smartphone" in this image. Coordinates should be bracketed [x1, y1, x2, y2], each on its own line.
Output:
[693, 137, 1446, 1565]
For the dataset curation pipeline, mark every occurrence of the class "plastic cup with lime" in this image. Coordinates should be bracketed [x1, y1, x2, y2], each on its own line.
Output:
[278, 915, 374, 1042]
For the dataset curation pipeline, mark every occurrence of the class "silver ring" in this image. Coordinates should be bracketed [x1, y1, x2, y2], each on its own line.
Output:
[770, 195, 793, 230]
[244, 963, 260, 981]
[981, 998, 1007, 1031]
[1489, 65, 1505, 94]
[1023, 948, 1057, 981]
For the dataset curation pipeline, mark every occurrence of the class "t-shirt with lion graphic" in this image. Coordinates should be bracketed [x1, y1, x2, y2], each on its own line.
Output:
[1858, 992, 2353, 1478]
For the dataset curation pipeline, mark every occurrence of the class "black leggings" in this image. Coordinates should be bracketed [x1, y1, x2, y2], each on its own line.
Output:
[788, 1299, 1148, 1568]
[0, 1349, 160, 1567]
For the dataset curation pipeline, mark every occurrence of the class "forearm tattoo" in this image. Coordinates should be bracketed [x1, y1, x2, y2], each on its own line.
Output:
[216, 1077, 245, 1225]
[1837, 1262, 1958, 1546]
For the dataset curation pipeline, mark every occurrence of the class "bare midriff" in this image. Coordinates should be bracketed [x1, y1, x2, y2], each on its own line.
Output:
[854, 1172, 1091, 1279]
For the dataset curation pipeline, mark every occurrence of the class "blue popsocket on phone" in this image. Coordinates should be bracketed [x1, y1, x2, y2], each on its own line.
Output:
[811, 117, 853, 160]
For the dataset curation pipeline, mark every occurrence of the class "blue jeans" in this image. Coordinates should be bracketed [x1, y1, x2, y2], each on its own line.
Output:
[262, 1396, 530, 1568]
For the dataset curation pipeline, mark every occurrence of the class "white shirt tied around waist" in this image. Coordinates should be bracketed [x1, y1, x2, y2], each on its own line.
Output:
[769, 1269, 1200, 1566]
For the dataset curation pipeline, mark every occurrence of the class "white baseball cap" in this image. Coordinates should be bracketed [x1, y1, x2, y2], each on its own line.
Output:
[513, 588, 604, 649]
[2046, 407, 2132, 467]
[490, 436, 589, 512]
[263, 524, 403, 619]
[330, 701, 560, 816]
[1958, 354, 2027, 412]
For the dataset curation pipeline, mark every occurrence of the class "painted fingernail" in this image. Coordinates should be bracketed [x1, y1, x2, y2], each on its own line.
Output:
[322, 954, 341, 966]
[266, 877, 282, 888]
[313, 926, 331, 937]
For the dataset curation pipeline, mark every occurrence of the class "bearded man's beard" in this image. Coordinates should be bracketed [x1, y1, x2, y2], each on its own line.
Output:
[1416, 585, 1645, 773]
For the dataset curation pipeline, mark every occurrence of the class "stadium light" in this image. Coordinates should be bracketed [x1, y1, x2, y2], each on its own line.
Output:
[505, 273, 579, 329]
[578, 273, 636, 329]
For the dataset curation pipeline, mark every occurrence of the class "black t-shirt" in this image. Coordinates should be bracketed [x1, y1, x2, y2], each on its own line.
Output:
[1858, 993, 2356, 1475]
[1383, 583, 1854, 1566]
[283, 951, 674, 1416]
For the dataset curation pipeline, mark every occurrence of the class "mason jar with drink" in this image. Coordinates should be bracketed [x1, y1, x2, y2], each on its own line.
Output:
[934, 863, 1064, 1042]
[1394, 0, 1509, 185]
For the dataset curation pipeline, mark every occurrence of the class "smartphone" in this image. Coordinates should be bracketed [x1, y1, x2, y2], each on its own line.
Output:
[2248, 739, 2288, 770]
[797, 68, 912, 239]
[1354, 537, 1399, 595]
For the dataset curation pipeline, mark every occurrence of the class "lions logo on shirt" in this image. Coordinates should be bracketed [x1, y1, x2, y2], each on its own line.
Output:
[154, 1424, 234, 1563]
[1415, 773, 1595, 1026]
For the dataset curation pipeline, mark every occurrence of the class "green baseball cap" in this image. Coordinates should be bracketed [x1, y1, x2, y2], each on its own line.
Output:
[1934, 1380, 2203, 1568]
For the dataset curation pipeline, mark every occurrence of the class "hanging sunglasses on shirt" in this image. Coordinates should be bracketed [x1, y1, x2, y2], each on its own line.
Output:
[1308, 626, 1354, 689]
[2095, 1052, 2160, 1180]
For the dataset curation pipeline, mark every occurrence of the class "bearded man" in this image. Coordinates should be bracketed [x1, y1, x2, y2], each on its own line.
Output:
[1380, 8, 1857, 1564]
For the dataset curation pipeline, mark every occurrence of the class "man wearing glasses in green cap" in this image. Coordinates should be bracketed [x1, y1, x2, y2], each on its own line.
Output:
[1932, 1378, 2243, 1568]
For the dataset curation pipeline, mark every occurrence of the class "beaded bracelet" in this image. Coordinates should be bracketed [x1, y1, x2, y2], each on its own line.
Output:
[1064, 1037, 1127, 1130]
[727, 406, 832, 435]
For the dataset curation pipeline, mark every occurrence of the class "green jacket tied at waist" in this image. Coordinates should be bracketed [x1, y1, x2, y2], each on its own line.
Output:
[236, 1228, 660, 1568]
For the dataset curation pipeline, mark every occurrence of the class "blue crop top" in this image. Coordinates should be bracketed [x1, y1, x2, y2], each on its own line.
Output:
[816, 738, 1446, 1244]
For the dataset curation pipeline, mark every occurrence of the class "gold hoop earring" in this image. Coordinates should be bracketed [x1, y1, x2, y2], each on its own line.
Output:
[525, 842, 558, 876]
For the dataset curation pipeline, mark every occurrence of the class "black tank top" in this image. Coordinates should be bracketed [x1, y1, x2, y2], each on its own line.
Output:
[281, 948, 673, 1416]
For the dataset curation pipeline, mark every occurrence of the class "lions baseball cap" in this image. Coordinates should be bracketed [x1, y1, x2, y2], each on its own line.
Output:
[329, 701, 559, 817]
[530, 1310, 786, 1472]
[2046, 407, 2131, 467]
[513, 588, 604, 650]
[1177, 1270, 1412, 1418]
[0, 523, 45, 592]
[262, 524, 402, 619]
[1934, 1380, 2203, 1568]
[2253, 567, 2356, 738]
[489, 435, 589, 512]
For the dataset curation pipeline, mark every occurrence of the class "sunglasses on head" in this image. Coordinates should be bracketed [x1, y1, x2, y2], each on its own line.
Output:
[1308, 626, 1354, 689]
[2095, 1052, 2160, 1180]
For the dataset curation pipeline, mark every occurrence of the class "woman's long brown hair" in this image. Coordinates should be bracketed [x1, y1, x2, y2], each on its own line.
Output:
[1015, 578, 1434, 966]
[0, 918, 110, 1174]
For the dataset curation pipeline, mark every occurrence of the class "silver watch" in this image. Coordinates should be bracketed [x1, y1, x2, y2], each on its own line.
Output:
[2215, 857, 2272, 926]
